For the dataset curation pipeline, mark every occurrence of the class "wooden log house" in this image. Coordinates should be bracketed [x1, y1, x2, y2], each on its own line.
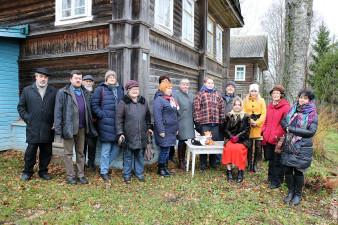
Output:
[0, 0, 244, 153]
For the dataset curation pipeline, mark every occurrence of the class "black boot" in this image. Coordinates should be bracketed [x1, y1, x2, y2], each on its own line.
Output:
[169, 146, 176, 162]
[226, 170, 234, 182]
[177, 145, 186, 170]
[291, 175, 304, 205]
[158, 163, 169, 177]
[284, 174, 295, 203]
[164, 161, 175, 175]
[253, 140, 262, 173]
[246, 141, 253, 172]
[237, 170, 244, 183]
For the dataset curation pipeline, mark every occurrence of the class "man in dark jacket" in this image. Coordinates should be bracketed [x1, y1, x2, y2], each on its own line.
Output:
[54, 70, 97, 185]
[17, 68, 58, 181]
[82, 75, 97, 172]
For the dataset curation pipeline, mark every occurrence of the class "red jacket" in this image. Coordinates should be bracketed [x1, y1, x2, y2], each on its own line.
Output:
[261, 99, 290, 145]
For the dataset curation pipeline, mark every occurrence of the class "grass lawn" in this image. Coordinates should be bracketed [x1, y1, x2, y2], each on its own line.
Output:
[1, 133, 337, 224]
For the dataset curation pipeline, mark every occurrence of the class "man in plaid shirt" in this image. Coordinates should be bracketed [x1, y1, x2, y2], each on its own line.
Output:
[193, 76, 225, 170]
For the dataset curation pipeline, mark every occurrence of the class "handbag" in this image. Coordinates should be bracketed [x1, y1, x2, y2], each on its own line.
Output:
[274, 134, 285, 154]
[144, 132, 156, 162]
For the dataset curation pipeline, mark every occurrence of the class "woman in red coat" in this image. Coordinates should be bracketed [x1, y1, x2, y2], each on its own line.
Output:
[261, 85, 290, 189]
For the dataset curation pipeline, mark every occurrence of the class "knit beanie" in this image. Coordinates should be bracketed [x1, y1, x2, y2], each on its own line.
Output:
[105, 70, 117, 81]
[249, 84, 259, 92]
[225, 81, 236, 89]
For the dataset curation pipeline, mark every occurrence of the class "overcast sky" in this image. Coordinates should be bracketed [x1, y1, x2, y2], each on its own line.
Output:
[233, 0, 338, 37]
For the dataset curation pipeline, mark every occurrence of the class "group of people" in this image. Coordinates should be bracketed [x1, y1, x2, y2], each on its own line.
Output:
[17, 68, 318, 206]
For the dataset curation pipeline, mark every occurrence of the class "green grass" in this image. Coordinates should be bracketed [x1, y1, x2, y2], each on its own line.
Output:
[324, 129, 338, 164]
[1, 134, 337, 224]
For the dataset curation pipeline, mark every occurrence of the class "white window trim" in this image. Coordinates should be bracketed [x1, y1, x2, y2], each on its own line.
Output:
[235, 65, 246, 81]
[154, 0, 174, 36]
[181, 0, 194, 47]
[256, 66, 261, 83]
[216, 24, 223, 63]
[207, 15, 214, 56]
[55, 0, 93, 26]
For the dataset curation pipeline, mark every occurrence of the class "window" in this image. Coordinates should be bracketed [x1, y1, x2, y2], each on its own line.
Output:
[216, 25, 223, 63]
[235, 65, 246, 81]
[207, 16, 214, 55]
[154, 0, 174, 35]
[182, 0, 194, 46]
[55, 0, 92, 26]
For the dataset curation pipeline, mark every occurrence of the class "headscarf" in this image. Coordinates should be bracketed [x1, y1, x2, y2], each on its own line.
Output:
[229, 97, 246, 119]
[285, 99, 317, 149]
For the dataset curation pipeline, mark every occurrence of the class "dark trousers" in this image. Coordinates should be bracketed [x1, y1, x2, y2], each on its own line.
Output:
[23, 143, 53, 176]
[84, 136, 97, 166]
[265, 143, 284, 186]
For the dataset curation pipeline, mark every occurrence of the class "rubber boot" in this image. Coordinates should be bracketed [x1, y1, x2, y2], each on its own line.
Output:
[226, 170, 234, 182]
[164, 161, 175, 175]
[291, 175, 304, 205]
[253, 140, 262, 173]
[237, 170, 244, 183]
[169, 146, 176, 162]
[158, 163, 169, 177]
[177, 145, 186, 170]
[284, 174, 295, 203]
[246, 140, 253, 172]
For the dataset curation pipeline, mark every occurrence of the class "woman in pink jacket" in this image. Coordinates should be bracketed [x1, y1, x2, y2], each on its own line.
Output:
[261, 85, 290, 189]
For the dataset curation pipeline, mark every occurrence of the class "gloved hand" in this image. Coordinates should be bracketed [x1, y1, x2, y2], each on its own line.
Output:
[230, 136, 239, 143]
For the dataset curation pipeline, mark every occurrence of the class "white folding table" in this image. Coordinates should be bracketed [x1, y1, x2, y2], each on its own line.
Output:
[185, 140, 224, 177]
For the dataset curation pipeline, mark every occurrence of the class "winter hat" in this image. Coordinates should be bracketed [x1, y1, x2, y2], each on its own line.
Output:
[270, 84, 285, 97]
[105, 70, 117, 81]
[249, 84, 259, 92]
[125, 80, 139, 90]
[36, 68, 51, 77]
[225, 81, 236, 89]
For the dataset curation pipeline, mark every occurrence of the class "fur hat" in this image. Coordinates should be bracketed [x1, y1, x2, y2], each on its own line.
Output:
[249, 84, 259, 92]
[105, 70, 117, 81]
[225, 81, 236, 89]
[270, 84, 285, 98]
[125, 80, 139, 90]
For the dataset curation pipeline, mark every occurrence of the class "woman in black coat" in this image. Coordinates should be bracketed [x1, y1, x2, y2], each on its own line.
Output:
[281, 90, 318, 206]
[222, 97, 251, 183]
[115, 80, 153, 183]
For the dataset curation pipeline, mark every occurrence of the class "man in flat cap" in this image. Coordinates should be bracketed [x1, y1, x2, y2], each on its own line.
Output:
[17, 68, 58, 181]
[54, 70, 97, 184]
[82, 75, 97, 171]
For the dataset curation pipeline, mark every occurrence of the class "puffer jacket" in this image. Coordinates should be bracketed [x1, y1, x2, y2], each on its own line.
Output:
[115, 95, 152, 150]
[54, 83, 97, 139]
[280, 115, 318, 169]
[153, 91, 179, 147]
[261, 99, 290, 145]
[223, 112, 251, 148]
[91, 82, 124, 142]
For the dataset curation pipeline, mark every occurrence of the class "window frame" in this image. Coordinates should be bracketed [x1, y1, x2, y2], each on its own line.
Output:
[215, 24, 223, 63]
[235, 65, 246, 81]
[206, 16, 214, 56]
[181, 0, 195, 46]
[154, 0, 174, 36]
[55, 0, 93, 26]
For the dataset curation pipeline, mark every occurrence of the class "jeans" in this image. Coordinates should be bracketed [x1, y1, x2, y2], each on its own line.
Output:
[123, 148, 144, 178]
[23, 143, 52, 176]
[100, 141, 120, 174]
[158, 146, 171, 164]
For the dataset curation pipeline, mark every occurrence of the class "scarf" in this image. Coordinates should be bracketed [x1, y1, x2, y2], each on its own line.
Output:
[285, 99, 316, 149]
[200, 85, 215, 93]
[229, 109, 246, 119]
[161, 95, 180, 110]
[106, 82, 118, 107]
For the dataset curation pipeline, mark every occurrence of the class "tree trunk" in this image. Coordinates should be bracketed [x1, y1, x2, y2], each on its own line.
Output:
[283, 0, 313, 102]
